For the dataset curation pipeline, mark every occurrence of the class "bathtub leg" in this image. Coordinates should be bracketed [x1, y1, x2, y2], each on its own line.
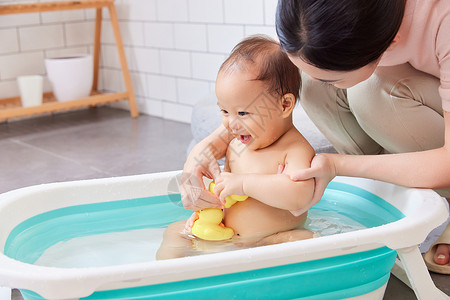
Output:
[396, 246, 448, 300]
[0, 287, 11, 300]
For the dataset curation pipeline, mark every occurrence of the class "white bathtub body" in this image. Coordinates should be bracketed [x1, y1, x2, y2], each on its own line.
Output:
[0, 172, 448, 300]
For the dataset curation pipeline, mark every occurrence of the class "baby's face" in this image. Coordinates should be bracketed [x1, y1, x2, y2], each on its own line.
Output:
[216, 69, 284, 150]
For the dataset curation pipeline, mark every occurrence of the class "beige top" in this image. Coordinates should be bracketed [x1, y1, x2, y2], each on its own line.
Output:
[379, 0, 450, 111]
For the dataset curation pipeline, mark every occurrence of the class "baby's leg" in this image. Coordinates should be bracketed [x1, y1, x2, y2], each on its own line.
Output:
[156, 220, 192, 260]
[256, 229, 314, 247]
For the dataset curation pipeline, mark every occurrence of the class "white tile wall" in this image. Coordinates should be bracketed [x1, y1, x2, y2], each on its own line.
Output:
[101, 44, 121, 69]
[19, 24, 65, 51]
[245, 26, 278, 41]
[163, 101, 192, 123]
[160, 50, 191, 78]
[0, 52, 45, 79]
[207, 24, 244, 53]
[264, 0, 278, 25]
[144, 23, 174, 48]
[146, 74, 177, 102]
[188, 0, 224, 23]
[41, 9, 85, 24]
[65, 21, 95, 46]
[0, 0, 278, 124]
[156, 0, 189, 22]
[102, 21, 145, 47]
[0, 13, 39, 28]
[137, 96, 163, 117]
[174, 23, 207, 52]
[127, 47, 160, 73]
[177, 78, 211, 106]
[116, 0, 157, 21]
[0, 28, 19, 54]
[0, 80, 19, 99]
[191, 52, 226, 81]
[130, 72, 147, 98]
[101, 68, 125, 92]
[224, 0, 265, 25]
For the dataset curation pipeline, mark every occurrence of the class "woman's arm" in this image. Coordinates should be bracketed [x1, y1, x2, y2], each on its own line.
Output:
[292, 110, 450, 202]
[181, 124, 234, 210]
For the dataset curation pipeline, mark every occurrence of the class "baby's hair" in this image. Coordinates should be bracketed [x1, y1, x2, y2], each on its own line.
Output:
[219, 35, 301, 102]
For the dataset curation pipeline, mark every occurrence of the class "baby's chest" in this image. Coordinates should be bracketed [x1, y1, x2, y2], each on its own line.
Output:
[227, 146, 285, 174]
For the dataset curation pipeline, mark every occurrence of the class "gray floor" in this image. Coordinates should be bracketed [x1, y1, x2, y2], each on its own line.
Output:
[0, 107, 192, 193]
[1, 107, 448, 300]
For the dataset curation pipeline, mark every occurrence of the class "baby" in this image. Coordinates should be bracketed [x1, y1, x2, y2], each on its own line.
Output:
[157, 35, 315, 259]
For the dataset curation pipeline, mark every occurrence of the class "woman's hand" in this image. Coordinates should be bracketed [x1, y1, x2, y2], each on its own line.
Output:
[180, 125, 233, 210]
[184, 211, 199, 232]
[180, 159, 223, 210]
[214, 172, 245, 203]
[180, 147, 223, 210]
[290, 153, 337, 206]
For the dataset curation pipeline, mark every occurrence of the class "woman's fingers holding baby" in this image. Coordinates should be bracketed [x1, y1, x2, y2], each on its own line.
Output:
[184, 212, 199, 231]
[277, 163, 288, 174]
[308, 175, 330, 208]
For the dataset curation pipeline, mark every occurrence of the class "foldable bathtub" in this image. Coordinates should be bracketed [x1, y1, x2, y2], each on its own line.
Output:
[0, 171, 448, 300]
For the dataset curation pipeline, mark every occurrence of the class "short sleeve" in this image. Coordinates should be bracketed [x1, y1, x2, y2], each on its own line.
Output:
[436, 8, 450, 112]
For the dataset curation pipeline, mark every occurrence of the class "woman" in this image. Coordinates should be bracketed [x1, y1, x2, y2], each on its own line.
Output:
[181, 0, 450, 273]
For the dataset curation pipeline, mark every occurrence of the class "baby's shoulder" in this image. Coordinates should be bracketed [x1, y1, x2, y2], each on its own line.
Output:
[281, 128, 313, 150]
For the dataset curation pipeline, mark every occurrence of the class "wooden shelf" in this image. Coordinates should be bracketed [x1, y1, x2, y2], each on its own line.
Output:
[0, 91, 129, 120]
[0, 0, 138, 121]
[0, 0, 114, 15]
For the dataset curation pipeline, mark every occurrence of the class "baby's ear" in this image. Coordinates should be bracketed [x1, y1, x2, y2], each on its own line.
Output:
[281, 93, 296, 118]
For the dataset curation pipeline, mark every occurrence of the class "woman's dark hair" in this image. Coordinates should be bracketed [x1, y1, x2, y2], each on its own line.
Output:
[276, 0, 405, 71]
[219, 35, 301, 101]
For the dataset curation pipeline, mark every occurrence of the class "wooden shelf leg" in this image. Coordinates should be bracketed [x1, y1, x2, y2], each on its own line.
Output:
[92, 7, 102, 93]
[107, 3, 139, 118]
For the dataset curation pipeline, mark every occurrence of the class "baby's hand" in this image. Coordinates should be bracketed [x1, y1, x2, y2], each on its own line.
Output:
[214, 172, 245, 203]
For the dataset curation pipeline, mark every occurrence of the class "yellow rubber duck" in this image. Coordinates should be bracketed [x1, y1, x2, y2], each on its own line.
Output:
[191, 182, 248, 241]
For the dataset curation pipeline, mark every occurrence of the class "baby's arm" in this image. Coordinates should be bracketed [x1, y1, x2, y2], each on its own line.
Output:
[215, 144, 315, 211]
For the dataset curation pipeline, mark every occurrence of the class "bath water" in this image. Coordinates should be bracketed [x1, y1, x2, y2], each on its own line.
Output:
[33, 209, 365, 268]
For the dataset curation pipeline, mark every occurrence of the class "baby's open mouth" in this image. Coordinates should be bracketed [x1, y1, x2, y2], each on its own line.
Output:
[239, 135, 251, 144]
